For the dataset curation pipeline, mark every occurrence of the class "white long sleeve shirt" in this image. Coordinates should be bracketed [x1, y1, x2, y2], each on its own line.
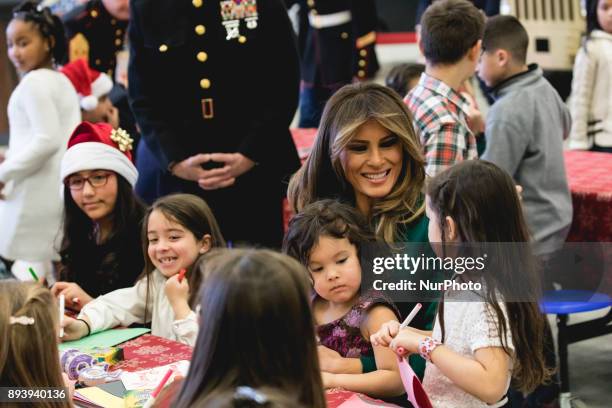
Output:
[79, 269, 198, 346]
[0, 69, 80, 261]
[569, 30, 612, 149]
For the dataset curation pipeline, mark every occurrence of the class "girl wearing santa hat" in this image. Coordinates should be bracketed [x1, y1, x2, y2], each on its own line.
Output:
[51, 121, 145, 311]
[0, 1, 81, 282]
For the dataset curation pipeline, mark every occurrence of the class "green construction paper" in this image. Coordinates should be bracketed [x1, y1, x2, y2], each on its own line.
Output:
[58, 328, 150, 351]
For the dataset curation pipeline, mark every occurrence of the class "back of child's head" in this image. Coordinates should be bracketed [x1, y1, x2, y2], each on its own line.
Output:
[282, 199, 373, 266]
[0, 281, 70, 407]
[419, 0, 485, 65]
[427, 160, 529, 243]
[483, 15, 529, 65]
[427, 161, 550, 393]
[197, 386, 306, 408]
[11, 0, 68, 64]
[385, 63, 426, 97]
[176, 249, 326, 408]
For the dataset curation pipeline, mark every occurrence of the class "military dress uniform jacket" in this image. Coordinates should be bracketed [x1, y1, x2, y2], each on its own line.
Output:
[288, 0, 379, 86]
[63, 0, 128, 78]
[128, 0, 301, 247]
[129, 0, 300, 176]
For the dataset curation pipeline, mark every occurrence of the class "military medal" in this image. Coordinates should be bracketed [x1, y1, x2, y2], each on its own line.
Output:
[220, 0, 258, 41]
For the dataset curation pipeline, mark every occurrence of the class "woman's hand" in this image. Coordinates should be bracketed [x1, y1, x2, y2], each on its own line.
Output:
[60, 316, 90, 341]
[370, 320, 401, 347]
[164, 274, 191, 320]
[51, 282, 93, 310]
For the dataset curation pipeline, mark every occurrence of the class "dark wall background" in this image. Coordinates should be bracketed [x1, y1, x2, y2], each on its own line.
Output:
[376, 0, 418, 32]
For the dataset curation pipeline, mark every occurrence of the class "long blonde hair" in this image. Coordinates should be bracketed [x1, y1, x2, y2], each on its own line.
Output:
[0, 281, 71, 408]
[288, 83, 426, 242]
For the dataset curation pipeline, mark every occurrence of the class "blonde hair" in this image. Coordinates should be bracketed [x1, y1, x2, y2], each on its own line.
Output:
[0, 281, 71, 408]
[288, 83, 426, 243]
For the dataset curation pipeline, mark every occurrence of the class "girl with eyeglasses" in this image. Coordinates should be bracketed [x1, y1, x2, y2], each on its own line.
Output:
[51, 121, 145, 310]
[0, 0, 80, 282]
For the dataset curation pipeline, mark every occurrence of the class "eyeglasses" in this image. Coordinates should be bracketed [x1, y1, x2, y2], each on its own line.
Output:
[66, 172, 112, 191]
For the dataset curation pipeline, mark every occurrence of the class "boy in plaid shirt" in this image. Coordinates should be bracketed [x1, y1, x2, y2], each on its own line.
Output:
[406, 0, 485, 176]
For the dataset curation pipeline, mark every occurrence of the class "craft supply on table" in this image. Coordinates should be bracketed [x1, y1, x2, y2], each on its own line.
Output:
[60, 348, 122, 385]
[61, 348, 97, 380]
[120, 360, 189, 391]
[59, 327, 151, 351]
[142, 368, 173, 408]
[87, 346, 125, 364]
[124, 389, 153, 408]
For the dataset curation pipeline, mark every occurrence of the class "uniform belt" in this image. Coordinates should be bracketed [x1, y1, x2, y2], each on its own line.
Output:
[308, 10, 352, 29]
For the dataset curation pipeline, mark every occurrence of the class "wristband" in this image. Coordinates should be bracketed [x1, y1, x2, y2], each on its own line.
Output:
[418, 336, 441, 362]
[77, 318, 91, 336]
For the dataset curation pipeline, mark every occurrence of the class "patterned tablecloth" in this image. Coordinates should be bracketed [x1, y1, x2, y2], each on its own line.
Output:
[113, 334, 395, 407]
[564, 151, 612, 242]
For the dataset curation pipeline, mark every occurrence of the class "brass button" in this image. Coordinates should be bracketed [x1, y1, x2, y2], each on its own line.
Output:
[114, 38, 122, 46]
[307, 0, 314, 6]
[360, 49, 367, 57]
[238, 35, 247, 44]
[358, 60, 366, 67]
[192, 0, 203, 7]
[195, 25, 206, 35]
[197, 51, 208, 62]
[200, 78, 211, 89]
[311, 9, 317, 15]
[341, 32, 349, 39]
[115, 29, 122, 36]
[95, 58, 101, 65]
[358, 70, 365, 78]
[90, 9, 98, 18]
[110, 18, 117, 25]
[159, 44, 168, 52]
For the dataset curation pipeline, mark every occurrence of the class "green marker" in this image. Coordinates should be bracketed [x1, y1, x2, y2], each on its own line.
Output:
[28, 267, 39, 282]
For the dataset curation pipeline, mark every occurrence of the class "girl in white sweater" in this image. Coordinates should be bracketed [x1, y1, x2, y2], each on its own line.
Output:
[569, 0, 612, 152]
[62, 194, 226, 346]
[0, 1, 80, 281]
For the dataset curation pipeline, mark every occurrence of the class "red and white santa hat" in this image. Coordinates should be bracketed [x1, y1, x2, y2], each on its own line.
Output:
[61, 122, 138, 187]
[60, 59, 113, 111]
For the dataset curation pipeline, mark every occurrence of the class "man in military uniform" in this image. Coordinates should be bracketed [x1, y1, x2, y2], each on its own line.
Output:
[287, 0, 379, 128]
[129, 0, 301, 248]
[62, 0, 129, 78]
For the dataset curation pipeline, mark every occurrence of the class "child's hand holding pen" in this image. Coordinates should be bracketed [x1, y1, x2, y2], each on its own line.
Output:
[51, 281, 93, 311]
[370, 303, 425, 356]
[165, 270, 191, 320]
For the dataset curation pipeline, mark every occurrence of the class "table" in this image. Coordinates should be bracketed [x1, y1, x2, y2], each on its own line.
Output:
[564, 150, 612, 242]
[113, 334, 396, 407]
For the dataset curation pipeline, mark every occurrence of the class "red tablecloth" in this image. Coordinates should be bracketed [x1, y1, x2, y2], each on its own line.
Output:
[564, 151, 612, 242]
[114, 334, 394, 407]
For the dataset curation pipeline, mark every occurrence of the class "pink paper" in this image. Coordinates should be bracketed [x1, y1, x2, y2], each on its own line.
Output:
[337, 393, 399, 407]
[398, 356, 433, 408]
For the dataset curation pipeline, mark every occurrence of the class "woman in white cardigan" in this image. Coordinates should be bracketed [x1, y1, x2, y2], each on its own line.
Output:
[0, 2, 80, 280]
[568, 0, 612, 152]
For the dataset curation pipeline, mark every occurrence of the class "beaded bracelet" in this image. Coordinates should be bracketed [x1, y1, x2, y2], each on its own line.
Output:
[418, 336, 442, 362]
